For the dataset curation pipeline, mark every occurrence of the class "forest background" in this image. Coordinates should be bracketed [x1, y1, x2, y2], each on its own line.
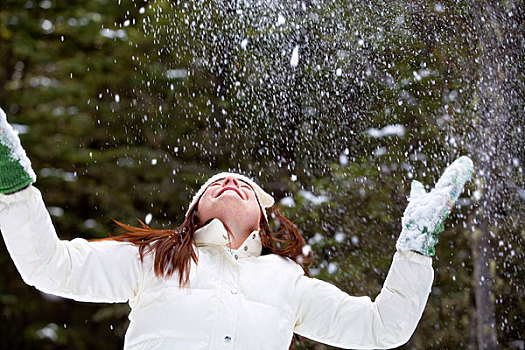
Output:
[0, 0, 523, 349]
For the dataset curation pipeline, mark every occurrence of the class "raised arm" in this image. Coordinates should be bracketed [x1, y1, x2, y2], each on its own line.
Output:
[0, 107, 145, 304]
[294, 156, 473, 349]
[294, 250, 433, 349]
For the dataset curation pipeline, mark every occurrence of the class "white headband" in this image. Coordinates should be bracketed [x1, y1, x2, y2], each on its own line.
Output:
[185, 172, 275, 221]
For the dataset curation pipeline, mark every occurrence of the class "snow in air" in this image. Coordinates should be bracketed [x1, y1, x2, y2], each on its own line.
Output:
[145, 213, 153, 225]
[366, 124, 406, 138]
[290, 45, 300, 68]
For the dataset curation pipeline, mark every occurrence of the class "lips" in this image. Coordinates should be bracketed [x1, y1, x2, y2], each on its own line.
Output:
[215, 186, 245, 200]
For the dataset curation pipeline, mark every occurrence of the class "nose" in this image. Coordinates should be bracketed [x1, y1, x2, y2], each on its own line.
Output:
[222, 176, 240, 187]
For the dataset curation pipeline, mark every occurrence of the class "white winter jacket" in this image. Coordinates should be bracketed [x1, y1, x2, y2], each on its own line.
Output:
[0, 186, 434, 349]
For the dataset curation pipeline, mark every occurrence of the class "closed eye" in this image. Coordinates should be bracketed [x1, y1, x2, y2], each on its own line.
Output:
[239, 183, 254, 192]
[239, 180, 251, 187]
[209, 179, 254, 193]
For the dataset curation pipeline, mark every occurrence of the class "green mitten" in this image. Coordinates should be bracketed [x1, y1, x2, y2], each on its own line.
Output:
[0, 108, 36, 194]
[396, 156, 474, 256]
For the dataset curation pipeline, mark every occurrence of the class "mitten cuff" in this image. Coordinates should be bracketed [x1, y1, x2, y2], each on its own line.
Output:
[0, 161, 35, 194]
[0, 184, 37, 204]
[397, 250, 433, 266]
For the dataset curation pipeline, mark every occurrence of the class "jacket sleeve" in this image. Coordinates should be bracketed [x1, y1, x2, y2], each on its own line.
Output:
[0, 185, 144, 303]
[294, 250, 433, 349]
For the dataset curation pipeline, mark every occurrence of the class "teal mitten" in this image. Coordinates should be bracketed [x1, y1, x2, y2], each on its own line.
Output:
[396, 156, 474, 256]
[0, 108, 36, 194]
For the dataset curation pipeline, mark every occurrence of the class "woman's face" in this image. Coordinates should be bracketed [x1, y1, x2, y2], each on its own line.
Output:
[196, 176, 261, 239]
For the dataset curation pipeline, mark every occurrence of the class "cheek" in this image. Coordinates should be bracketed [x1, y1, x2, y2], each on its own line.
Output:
[196, 193, 214, 220]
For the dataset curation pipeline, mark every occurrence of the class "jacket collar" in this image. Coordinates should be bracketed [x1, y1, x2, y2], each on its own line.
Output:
[193, 219, 262, 259]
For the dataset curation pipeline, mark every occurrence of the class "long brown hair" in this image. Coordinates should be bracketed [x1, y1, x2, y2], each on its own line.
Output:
[100, 205, 313, 286]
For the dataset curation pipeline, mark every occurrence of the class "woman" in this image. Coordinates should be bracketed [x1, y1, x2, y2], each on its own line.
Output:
[0, 107, 473, 349]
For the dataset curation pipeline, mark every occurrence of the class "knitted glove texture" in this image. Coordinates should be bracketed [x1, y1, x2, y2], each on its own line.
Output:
[396, 156, 474, 256]
[0, 108, 36, 194]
